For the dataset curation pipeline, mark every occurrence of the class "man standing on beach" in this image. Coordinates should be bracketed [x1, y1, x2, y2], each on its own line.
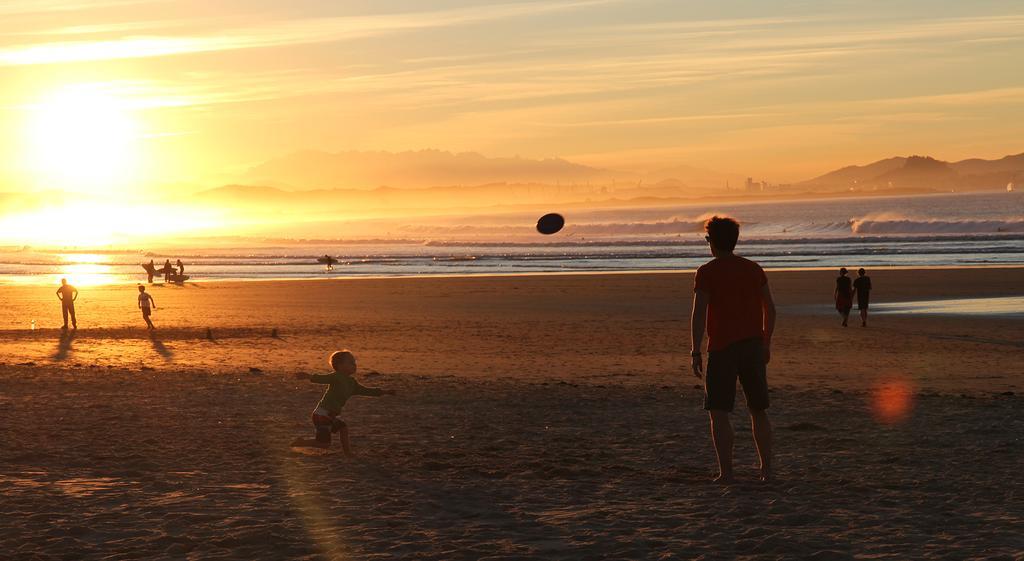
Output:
[690, 216, 776, 483]
[56, 278, 78, 330]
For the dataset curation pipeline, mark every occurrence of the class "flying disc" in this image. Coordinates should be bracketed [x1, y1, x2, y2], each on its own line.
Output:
[536, 213, 565, 235]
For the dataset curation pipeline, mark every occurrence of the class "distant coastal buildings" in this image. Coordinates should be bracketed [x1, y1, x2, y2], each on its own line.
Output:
[744, 177, 791, 193]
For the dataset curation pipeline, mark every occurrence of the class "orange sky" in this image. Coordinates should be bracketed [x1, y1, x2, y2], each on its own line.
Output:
[0, 0, 1022, 198]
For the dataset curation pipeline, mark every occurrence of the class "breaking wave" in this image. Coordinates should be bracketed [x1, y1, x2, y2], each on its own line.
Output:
[851, 218, 1024, 234]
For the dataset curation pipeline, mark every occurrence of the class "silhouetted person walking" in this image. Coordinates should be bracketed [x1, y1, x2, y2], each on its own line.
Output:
[138, 285, 156, 330]
[835, 267, 853, 327]
[147, 259, 156, 283]
[56, 278, 78, 330]
[164, 259, 172, 283]
[852, 268, 872, 327]
[176, 259, 184, 276]
[690, 216, 776, 483]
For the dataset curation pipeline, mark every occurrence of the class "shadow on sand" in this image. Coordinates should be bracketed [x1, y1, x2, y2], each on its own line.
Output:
[149, 332, 174, 360]
[53, 330, 75, 361]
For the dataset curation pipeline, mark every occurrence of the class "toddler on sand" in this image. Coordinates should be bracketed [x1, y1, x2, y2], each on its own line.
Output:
[291, 350, 395, 455]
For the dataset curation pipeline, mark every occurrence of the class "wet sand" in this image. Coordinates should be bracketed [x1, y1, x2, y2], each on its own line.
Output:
[1, 268, 1022, 559]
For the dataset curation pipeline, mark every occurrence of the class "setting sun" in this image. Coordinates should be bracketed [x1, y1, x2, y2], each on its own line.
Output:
[24, 85, 141, 193]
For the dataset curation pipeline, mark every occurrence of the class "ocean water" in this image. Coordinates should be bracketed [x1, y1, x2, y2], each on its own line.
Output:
[1, 191, 1021, 285]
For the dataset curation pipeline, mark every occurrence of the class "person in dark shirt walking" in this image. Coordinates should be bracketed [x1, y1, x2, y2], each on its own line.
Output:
[852, 268, 872, 327]
[835, 267, 853, 327]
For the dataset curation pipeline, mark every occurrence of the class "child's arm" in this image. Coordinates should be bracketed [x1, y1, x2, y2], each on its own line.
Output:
[354, 381, 396, 397]
[295, 372, 335, 384]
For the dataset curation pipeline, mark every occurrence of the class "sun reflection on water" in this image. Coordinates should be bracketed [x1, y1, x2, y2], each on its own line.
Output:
[56, 253, 116, 286]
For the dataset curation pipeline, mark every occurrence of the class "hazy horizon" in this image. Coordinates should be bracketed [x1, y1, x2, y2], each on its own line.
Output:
[1, 0, 1023, 246]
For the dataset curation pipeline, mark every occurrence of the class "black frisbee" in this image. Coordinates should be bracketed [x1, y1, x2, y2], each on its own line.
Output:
[536, 213, 565, 235]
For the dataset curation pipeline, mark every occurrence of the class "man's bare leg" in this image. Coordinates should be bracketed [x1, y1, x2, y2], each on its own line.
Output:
[709, 410, 734, 483]
[860, 308, 868, 327]
[750, 409, 773, 481]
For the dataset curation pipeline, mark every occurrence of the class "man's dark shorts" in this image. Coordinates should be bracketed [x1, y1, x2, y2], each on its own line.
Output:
[857, 296, 870, 310]
[704, 336, 769, 412]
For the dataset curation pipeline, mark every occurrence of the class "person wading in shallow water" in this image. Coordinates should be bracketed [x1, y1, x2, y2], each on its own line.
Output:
[689, 216, 776, 483]
[56, 278, 78, 330]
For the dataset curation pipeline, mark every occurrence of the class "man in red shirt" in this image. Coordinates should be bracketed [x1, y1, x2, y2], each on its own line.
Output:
[690, 216, 776, 483]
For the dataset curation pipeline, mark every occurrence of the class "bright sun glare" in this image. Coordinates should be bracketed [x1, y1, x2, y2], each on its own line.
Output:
[0, 202, 222, 247]
[25, 85, 141, 192]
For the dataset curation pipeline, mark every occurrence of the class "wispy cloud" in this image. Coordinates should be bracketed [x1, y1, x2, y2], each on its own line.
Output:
[0, 0, 162, 16]
[0, 0, 619, 65]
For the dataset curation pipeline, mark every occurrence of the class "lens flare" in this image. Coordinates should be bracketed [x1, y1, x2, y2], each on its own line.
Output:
[870, 379, 915, 424]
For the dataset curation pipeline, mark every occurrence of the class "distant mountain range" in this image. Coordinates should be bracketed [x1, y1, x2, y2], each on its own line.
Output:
[243, 149, 632, 189]
[197, 180, 702, 217]
[195, 149, 1024, 218]
[243, 148, 1023, 195]
[802, 153, 1024, 191]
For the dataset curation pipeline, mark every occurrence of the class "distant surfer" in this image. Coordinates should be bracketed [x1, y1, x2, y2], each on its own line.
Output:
[320, 254, 336, 271]
[176, 259, 184, 276]
[852, 268, 872, 327]
[138, 285, 156, 330]
[56, 278, 78, 330]
[146, 259, 156, 283]
[835, 267, 853, 327]
[163, 259, 172, 283]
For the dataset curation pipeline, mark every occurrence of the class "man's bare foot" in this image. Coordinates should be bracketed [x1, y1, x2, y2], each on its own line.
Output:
[713, 473, 736, 484]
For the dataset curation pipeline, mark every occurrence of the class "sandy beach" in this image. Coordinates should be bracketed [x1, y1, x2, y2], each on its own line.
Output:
[1, 268, 1022, 560]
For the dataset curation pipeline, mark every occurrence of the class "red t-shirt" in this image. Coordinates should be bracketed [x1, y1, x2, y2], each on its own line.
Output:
[694, 255, 768, 352]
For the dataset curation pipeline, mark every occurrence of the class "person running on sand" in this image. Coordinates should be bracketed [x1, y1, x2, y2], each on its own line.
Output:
[138, 285, 156, 330]
[690, 216, 776, 483]
[56, 278, 78, 330]
[852, 268, 872, 327]
[291, 350, 395, 455]
[835, 267, 853, 327]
